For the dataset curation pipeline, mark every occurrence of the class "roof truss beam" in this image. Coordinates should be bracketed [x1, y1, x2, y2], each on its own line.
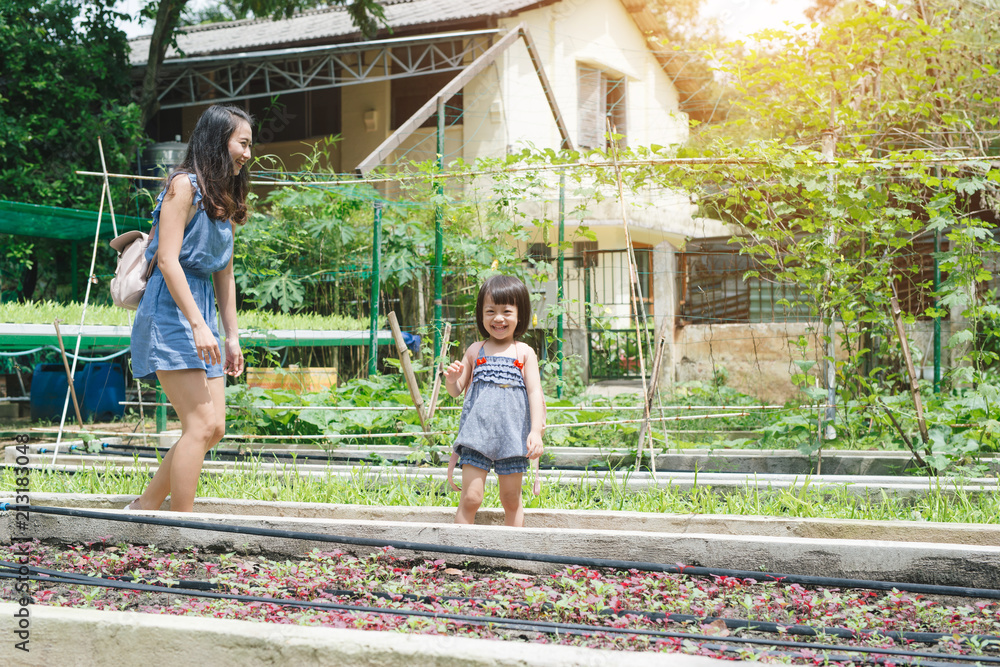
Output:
[148, 30, 499, 110]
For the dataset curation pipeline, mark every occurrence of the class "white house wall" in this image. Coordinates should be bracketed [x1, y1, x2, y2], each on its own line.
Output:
[495, 0, 688, 154]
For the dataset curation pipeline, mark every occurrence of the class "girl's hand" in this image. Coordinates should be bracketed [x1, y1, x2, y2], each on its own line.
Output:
[444, 360, 465, 384]
[526, 430, 543, 459]
[192, 321, 221, 366]
[223, 338, 244, 377]
[447, 451, 461, 492]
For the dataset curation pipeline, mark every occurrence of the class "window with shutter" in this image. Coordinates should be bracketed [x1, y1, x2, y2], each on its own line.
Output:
[577, 65, 628, 150]
[606, 76, 627, 149]
[577, 66, 603, 149]
[574, 240, 598, 267]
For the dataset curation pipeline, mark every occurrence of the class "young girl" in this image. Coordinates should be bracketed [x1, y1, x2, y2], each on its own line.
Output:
[125, 104, 252, 512]
[444, 275, 545, 527]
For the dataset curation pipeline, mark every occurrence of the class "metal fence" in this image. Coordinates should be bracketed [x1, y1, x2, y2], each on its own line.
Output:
[582, 248, 654, 379]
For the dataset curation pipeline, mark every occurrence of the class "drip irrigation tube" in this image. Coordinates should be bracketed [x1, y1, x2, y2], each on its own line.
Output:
[5, 503, 1000, 600]
[0, 564, 994, 667]
[51, 443, 620, 472]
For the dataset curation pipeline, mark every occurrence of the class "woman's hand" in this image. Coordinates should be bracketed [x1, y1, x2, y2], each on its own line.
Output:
[192, 321, 221, 366]
[526, 430, 543, 460]
[223, 337, 244, 376]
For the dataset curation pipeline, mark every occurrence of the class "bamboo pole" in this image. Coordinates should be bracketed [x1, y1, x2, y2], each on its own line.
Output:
[387, 311, 429, 435]
[607, 120, 655, 479]
[53, 320, 84, 427]
[74, 156, 989, 189]
[427, 322, 452, 421]
[636, 315, 670, 455]
[890, 291, 930, 445]
[35, 411, 754, 441]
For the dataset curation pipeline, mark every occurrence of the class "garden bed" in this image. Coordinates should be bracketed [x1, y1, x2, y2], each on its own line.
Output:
[3, 539, 999, 663]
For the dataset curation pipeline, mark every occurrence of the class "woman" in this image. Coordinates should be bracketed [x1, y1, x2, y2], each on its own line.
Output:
[126, 104, 252, 512]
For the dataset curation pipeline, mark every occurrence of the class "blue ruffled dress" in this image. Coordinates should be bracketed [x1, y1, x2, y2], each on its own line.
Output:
[131, 172, 234, 382]
[453, 344, 531, 461]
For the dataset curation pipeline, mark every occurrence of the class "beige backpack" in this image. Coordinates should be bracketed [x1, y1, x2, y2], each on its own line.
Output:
[109, 227, 157, 310]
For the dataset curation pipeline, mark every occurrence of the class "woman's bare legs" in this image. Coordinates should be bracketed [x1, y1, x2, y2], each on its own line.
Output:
[454, 465, 488, 524]
[133, 370, 225, 512]
[497, 472, 525, 527]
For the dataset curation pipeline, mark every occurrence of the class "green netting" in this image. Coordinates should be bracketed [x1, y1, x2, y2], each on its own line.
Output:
[0, 200, 150, 241]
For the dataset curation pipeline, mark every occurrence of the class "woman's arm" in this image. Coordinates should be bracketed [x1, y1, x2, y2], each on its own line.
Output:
[157, 176, 221, 365]
[521, 344, 545, 459]
[213, 253, 244, 377]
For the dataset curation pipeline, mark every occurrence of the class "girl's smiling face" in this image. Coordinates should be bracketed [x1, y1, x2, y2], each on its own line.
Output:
[483, 294, 518, 344]
[228, 120, 253, 175]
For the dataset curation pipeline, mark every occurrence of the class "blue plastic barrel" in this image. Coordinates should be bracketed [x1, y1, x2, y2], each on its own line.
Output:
[30, 363, 125, 422]
[77, 363, 125, 422]
[30, 364, 69, 422]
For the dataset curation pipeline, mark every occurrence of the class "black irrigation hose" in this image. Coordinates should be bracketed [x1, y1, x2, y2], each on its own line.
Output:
[6, 503, 1000, 602]
[0, 560, 217, 591]
[46, 443, 618, 472]
[0, 557, 988, 647]
[323, 586, 1000, 647]
[1, 565, 995, 667]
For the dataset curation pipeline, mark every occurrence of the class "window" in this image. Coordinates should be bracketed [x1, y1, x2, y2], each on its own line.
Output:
[574, 241, 598, 268]
[527, 243, 551, 264]
[391, 71, 463, 129]
[577, 66, 627, 150]
[248, 89, 341, 144]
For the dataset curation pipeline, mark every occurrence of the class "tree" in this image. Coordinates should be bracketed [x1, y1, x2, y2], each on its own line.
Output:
[136, 0, 386, 126]
[0, 0, 144, 300]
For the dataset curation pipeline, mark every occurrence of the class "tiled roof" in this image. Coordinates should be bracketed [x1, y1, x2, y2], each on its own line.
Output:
[129, 0, 544, 65]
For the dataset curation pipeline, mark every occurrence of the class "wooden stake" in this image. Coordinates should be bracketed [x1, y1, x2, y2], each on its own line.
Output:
[53, 319, 84, 427]
[636, 315, 670, 459]
[607, 119, 655, 479]
[889, 292, 930, 445]
[427, 322, 452, 421]
[388, 312, 429, 435]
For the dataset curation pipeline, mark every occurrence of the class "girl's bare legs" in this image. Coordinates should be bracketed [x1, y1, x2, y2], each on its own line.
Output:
[497, 472, 525, 527]
[133, 370, 225, 512]
[455, 465, 488, 524]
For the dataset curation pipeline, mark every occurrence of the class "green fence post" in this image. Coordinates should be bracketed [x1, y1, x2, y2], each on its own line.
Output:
[557, 172, 565, 398]
[71, 241, 79, 302]
[155, 382, 167, 433]
[434, 96, 445, 361]
[933, 227, 941, 392]
[369, 203, 382, 377]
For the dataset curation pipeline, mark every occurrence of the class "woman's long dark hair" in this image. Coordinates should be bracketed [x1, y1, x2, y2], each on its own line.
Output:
[174, 104, 253, 225]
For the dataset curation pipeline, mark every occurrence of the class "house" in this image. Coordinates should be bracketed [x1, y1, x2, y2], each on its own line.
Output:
[130, 0, 730, 382]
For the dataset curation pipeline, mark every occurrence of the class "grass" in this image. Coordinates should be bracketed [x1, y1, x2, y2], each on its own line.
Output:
[4, 461, 999, 524]
[0, 300, 372, 331]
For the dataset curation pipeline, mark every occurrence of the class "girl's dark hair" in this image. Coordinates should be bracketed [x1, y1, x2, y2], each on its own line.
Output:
[173, 104, 253, 225]
[476, 275, 531, 339]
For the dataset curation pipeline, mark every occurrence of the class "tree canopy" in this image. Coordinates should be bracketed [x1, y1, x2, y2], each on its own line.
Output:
[0, 0, 144, 301]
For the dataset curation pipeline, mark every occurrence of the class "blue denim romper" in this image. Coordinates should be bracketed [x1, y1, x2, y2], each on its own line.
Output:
[131, 172, 234, 382]
[453, 344, 530, 475]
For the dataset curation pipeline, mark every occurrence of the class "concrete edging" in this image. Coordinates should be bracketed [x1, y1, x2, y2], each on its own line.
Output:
[0, 603, 722, 666]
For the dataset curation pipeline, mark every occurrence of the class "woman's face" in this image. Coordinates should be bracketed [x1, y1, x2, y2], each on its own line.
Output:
[228, 120, 253, 175]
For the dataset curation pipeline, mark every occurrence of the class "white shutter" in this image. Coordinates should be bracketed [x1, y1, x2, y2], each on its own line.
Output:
[577, 66, 603, 149]
[607, 76, 627, 149]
